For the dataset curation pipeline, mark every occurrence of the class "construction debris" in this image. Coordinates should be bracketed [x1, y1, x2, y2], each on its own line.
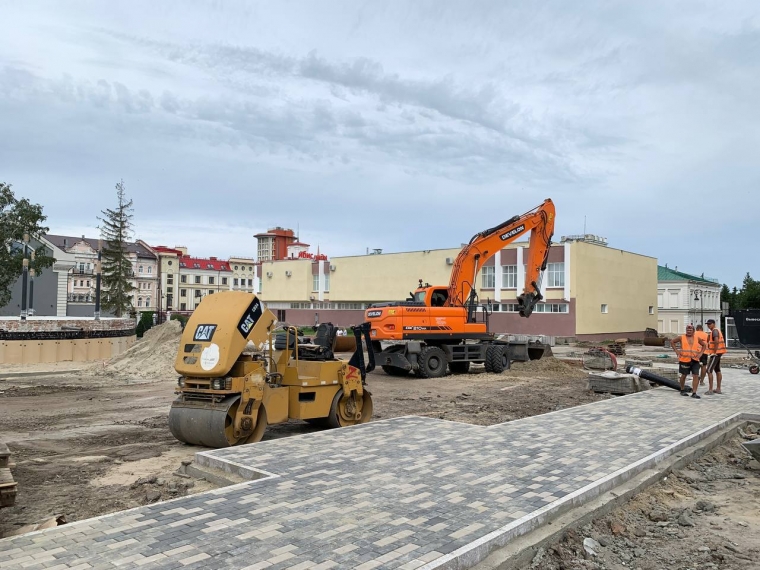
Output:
[587, 371, 650, 395]
[0, 443, 17, 509]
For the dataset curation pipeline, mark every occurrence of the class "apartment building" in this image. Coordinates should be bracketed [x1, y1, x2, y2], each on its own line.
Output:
[656, 265, 722, 333]
[228, 256, 258, 293]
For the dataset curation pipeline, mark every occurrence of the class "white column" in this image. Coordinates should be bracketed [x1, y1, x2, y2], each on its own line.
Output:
[563, 242, 571, 301]
[318, 263, 325, 302]
[516, 247, 524, 293]
[493, 250, 501, 303]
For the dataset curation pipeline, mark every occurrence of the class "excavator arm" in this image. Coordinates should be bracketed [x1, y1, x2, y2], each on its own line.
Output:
[446, 199, 555, 318]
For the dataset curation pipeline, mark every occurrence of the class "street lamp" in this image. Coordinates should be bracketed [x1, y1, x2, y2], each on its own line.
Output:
[20, 233, 29, 321]
[694, 289, 704, 326]
[29, 251, 35, 317]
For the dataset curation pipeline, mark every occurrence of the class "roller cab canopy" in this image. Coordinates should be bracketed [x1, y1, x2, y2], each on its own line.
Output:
[174, 291, 277, 378]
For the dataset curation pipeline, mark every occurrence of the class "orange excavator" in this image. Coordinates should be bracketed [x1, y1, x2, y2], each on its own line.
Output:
[365, 199, 555, 378]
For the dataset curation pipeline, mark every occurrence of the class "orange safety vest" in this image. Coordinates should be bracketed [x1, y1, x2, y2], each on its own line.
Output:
[695, 330, 709, 352]
[708, 329, 727, 355]
[678, 335, 701, 363]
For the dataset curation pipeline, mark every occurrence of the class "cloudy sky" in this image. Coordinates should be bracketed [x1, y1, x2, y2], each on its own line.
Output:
[1, 1, 757, 288]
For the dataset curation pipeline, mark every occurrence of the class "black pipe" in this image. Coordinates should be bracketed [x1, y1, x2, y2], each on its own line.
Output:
[626, 365, 683, 391]
[94, 249, 102, 320]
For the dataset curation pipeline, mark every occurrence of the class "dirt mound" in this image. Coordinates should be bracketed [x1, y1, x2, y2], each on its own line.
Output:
[506, 356, 581, 376]
[84, 320, 183, 381]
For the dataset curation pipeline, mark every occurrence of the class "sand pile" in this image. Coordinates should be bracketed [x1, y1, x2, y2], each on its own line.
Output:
[84, 320, 183, 380]
[506, 356, 581, 376]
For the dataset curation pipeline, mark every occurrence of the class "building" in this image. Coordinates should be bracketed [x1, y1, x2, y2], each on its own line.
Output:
[176, 254, 231, 312]
[0, 235, 76, 317]
[32, 235, 159, 316]
[228, 257, 258, 293]
[656, 265, 721, 334]
[152, 246, 184, 315]
[254, 227, 298, 261]
[255, 235, 658, 340]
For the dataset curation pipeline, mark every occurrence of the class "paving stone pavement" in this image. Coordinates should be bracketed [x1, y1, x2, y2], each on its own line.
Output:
[1, 368, 758, 570]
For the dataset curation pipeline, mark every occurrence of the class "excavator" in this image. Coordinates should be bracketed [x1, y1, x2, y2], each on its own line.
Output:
[366, 198, 556, 378]
[168, 291, 374, 447]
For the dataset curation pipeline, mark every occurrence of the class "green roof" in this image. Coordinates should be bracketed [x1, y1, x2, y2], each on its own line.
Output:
[657, 265, 717, 284]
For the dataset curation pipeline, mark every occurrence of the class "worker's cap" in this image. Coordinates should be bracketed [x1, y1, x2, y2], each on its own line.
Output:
[706, 319, 716, 325]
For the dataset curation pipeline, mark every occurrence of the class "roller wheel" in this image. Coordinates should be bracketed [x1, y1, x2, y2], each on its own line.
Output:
[417, 346, 447, 378]
[486, 345, 509, 373]
[327, 390, 373, 428]
[168, 396, 267, 448]
[448, 361, 471, 374]
[750, 364, 760, 375]
[382, 364, 411, 377]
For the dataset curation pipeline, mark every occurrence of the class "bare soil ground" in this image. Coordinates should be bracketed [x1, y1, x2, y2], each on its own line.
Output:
[522, 426, 760, 570]
[0, 330, 605, 537]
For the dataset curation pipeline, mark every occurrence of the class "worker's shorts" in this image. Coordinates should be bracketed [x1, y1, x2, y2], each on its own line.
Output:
[707, 354, 722, 373]
[699, 354, 708, 365]
[679, 360, 700, 376]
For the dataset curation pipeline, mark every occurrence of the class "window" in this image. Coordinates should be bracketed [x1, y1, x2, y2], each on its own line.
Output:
[147, 283, 151, 290]
[208, 290, 214, 295]
[168, 260, 173, 266]
[222, 277, 228, 285]
[233, 278, 239, 287]
[80, 280, 84, 286]
[194, 276, 201, 284]
[481, 266, 495, 289]
[180, 275, 187, 283]
[193, 263, 200, 268]
[502, 265, 517, 288]
[601, 304, 608, 314]
[180, 289, 187, 297]
[147, 266, 152, 274]
[657, 293, 664, 308]
[180, 262, 186, 268]
[194, 290, 201, 298]
[138, 298, 143, 307]
[167, 274, 173, 283]
[86, 280, 90, 287]
[533, 303, 569, 313]
[167, 287, 173, 293]
[235, 265, 239, 270]
[139, 266, 143, 273]
[501, 303, 519, 312]
[649, 306, 654, 315]
[180, 302, 186, 310]
[247, 279, 253, 287]
[146, 297, 150, 307]
[324, 273, 330, 292]
[313, 274, 320, 292]
[547, 262, 564, 287]
[209, 276, 215, 285]
[220, 265, 227, 270]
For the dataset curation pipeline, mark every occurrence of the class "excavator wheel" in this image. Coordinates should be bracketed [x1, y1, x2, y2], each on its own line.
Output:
[416, 346, 448, 378]
[381, 365, 411, 377]
[486, 345, 509, 374]
[168, 395, 267, 448]
[448, 361, 471, 374]
[326, 390, 373, 429]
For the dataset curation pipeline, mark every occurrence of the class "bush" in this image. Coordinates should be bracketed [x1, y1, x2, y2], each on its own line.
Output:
[136, 320, 146, 338]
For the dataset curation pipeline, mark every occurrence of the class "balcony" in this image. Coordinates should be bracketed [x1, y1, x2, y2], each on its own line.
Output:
[67, 293, 94, 303]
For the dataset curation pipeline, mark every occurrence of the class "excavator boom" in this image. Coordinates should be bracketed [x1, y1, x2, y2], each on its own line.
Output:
[447, 199, 555, 317]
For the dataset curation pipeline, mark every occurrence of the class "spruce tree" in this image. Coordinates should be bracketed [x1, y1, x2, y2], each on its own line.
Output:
[98, 180, 135, 317]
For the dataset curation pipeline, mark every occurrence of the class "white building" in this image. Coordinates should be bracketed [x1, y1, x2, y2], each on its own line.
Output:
[657, 265, 721, 334]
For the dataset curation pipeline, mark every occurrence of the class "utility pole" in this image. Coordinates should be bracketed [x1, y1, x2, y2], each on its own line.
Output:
[20, 233, 29, 321]
[94, 243, 102, 320]
[29, 251, 35, 316]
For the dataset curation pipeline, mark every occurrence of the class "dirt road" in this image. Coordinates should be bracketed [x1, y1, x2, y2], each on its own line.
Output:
[0, 356, 602, 537]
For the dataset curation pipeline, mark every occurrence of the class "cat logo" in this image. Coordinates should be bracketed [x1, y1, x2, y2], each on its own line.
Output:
[193, 324, 217, 342]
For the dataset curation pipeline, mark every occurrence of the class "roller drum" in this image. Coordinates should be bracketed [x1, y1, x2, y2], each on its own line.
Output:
[168, 395, 241, 448]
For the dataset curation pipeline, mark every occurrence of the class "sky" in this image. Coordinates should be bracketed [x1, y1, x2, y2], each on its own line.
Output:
[0, 1, 757, 289]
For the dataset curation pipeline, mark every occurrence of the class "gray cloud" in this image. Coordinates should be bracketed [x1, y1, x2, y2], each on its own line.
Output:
[0, 1, 758, 288]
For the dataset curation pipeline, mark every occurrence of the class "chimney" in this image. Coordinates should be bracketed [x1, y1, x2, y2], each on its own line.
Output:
[63, 238, 68, 248]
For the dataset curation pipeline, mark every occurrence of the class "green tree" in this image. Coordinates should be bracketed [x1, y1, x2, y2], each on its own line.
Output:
[98, 180, 135, 317]
[720, 284, 731, 308]
[738, 273, 760, 309]
[0, 182, 54, 307]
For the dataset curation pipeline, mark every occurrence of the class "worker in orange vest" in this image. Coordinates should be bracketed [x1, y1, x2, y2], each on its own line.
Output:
[672, 324, 707, 399]
[695, 325, 710, 385]
[705, 319, 727, 395]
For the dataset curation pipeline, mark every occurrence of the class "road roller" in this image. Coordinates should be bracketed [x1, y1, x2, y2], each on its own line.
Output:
[168, 291, 375, 447]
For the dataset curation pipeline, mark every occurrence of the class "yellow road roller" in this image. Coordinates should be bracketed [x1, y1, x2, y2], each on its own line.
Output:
[168, 291, 374, 447]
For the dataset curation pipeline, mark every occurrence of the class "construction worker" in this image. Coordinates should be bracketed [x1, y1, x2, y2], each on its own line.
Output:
[705, 319, 727, 394]
[672, 324, 707, 399]
[695, 324, 710, 385]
